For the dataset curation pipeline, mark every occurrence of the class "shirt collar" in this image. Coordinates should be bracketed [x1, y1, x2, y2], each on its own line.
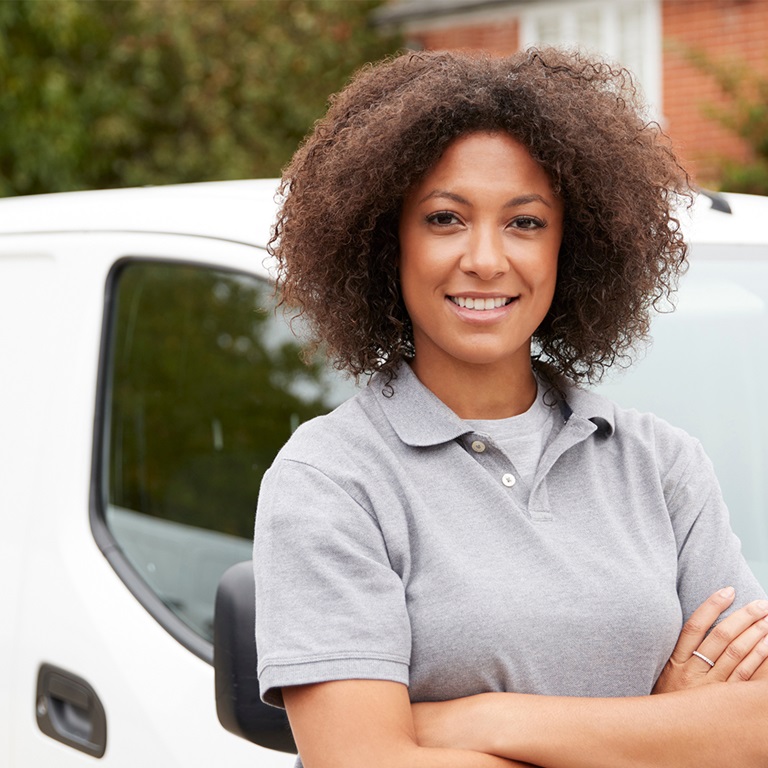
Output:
[372, 362, 472, 447]
[563, 382, 615, 437]
[372, 362, 616, 447]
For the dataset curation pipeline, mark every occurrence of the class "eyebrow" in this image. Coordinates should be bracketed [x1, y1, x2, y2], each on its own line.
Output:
[417, 190, 553, 209]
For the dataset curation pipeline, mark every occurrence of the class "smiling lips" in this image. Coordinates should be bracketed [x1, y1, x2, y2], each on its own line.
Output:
[449, 295, 515, 310]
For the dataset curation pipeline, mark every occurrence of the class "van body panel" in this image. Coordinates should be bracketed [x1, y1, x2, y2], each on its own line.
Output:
[1, 222, 294, 766]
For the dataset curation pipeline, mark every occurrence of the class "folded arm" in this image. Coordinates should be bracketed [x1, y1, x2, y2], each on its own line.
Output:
[413, 681, 768, 768]
[413, 590, 768, 768]
[283, 590, 768, 768]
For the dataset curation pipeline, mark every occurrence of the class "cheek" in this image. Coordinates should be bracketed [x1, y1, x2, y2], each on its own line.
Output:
[399, 240, 442, 293]
[526, 248, 558, 288]
[529, 250, 559, 314]
[542, 258, 559, 311]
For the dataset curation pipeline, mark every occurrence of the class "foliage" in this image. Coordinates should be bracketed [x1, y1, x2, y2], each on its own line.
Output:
[0, 0, 400, 197]
[687, 48, 768, 195]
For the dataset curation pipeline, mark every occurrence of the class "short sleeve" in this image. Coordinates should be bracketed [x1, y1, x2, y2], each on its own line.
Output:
[666, 438, 766, 622]
[253, 458, 411, 708]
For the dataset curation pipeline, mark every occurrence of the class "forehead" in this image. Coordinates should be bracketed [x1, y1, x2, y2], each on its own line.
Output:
[407, 131, 555, 197]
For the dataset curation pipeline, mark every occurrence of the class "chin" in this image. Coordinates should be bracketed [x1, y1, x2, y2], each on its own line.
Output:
[447, 347, 529, 369]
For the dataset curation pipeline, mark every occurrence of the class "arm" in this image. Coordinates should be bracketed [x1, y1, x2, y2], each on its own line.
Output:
[283, 680, 534, 768]
[284, 590, 768, 768]
[413, 681, 768, 768]
[412, 590, 768, 768]
[284, 591, 768, 768]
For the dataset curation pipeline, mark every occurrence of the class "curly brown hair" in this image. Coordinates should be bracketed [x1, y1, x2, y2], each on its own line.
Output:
[270, 47, 691, 385]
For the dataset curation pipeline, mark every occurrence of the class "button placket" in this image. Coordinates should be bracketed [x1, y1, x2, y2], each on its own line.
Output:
[464, 434, 522, 494]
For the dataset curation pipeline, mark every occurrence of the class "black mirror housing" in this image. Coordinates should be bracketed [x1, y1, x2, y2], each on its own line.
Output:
[213, 560, 297, 754]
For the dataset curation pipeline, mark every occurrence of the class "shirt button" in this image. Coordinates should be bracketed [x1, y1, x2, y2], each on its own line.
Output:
[501, 473, 516, 487]
[471, 440, 486, 453]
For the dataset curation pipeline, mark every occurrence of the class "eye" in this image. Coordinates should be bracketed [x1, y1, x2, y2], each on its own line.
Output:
[510, 215, 545, 230]
[426, 211, 461, 226]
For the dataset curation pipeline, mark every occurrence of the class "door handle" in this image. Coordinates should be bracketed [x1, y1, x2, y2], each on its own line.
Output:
[36, 663, 107, 758]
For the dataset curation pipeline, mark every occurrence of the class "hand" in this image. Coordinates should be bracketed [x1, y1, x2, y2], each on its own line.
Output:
[653, 587, 768, 693]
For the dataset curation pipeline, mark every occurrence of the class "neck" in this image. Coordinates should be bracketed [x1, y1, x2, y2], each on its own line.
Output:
[409, 357, 538, 420]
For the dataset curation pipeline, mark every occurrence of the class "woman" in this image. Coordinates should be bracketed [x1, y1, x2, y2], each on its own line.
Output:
[254, 49, 768, 767]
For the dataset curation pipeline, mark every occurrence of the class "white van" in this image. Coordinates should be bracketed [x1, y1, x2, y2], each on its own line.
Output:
[1, 181, 767, 765]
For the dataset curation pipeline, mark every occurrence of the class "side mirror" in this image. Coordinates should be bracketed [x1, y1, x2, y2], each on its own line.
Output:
[213, 560, 297, 753]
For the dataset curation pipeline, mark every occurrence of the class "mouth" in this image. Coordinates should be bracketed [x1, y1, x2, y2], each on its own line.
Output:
[448, 296, 515, 311]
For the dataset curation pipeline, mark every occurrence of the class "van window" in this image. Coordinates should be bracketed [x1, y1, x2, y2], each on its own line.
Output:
[99, 260, 356, 644]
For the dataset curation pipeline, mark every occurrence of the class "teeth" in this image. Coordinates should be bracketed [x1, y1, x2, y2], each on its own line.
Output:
[451, 296, 510, 310]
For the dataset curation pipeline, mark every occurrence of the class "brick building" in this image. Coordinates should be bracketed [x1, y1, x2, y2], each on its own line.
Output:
[373, 0, 768, 186]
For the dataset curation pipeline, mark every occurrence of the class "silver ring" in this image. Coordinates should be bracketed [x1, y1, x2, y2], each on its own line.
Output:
[692, 650, 715, 667]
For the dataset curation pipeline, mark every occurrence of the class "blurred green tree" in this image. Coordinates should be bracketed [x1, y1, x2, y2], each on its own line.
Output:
[109, 262, 351, 538]
[687, 48, 768, 195]
[0, 0, 400, 197]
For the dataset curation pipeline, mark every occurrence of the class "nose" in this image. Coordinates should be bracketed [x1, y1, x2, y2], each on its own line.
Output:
[459, 225, 509, 280]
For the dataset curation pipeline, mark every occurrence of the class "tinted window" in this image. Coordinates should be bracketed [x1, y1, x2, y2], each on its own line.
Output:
[596, 245, 768, 588]
[100, 260, 356, 643]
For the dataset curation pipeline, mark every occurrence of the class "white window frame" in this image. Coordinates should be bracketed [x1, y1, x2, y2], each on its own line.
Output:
[519, 0, 662, 120]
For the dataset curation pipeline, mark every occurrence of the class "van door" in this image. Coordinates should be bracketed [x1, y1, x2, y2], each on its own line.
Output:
[2, 231, 353, 767]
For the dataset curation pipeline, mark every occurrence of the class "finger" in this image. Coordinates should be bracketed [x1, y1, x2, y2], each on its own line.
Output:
[727, 628, 768, 682]
[670, 587, 735, 663]
[704, 614, 768, 681]
[697, 599, 768, 678]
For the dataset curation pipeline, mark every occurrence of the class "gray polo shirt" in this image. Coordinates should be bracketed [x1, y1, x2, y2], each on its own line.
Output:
[254, 362, 764, 709]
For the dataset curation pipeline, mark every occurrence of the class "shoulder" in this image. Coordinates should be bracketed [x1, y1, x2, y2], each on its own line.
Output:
[270, 380, 396, 477]
[560, 382, 717, 513]
[256, 378, 412, 528]
[564, 380, 704, 474]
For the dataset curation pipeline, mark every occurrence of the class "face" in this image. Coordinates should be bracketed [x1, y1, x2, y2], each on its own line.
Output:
[398, 131, 563, 382]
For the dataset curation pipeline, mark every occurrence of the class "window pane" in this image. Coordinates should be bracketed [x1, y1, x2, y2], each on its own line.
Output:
[520, 0, 661, 113]
[618, 2, 645, 84]
[102, 261, 356, 642]
[535, 15, 562, 46]
[576, 8, 602, 50]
